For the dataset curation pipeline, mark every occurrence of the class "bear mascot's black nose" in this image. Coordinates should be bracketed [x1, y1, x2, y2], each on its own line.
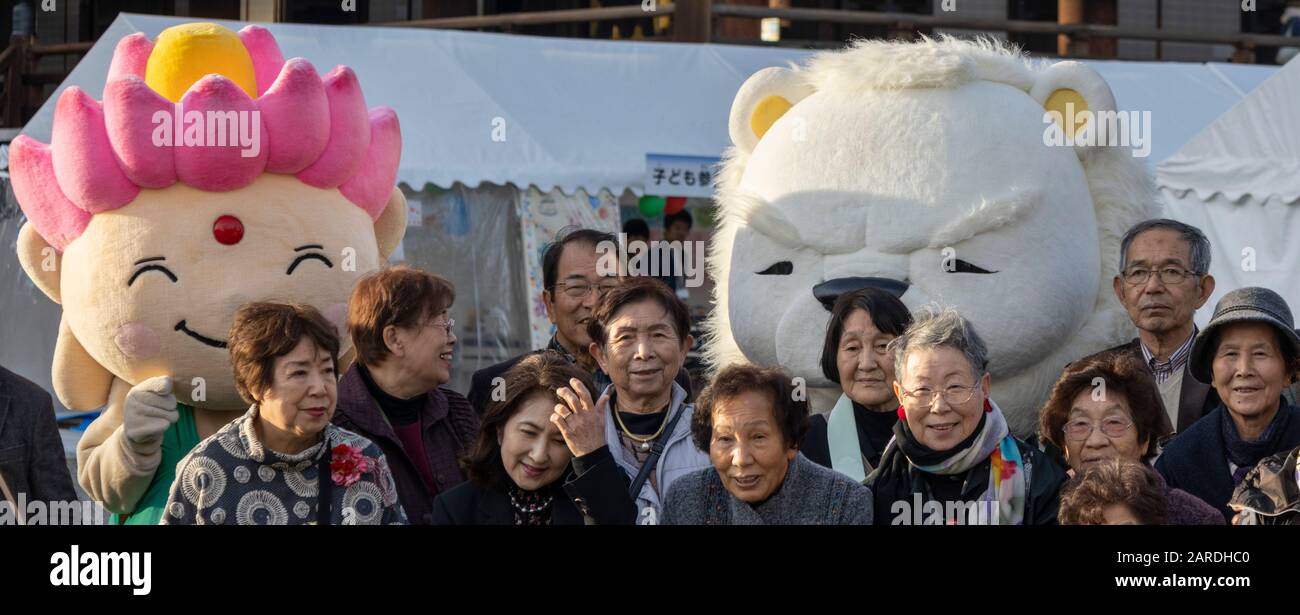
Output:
[812, 277, 908, 311]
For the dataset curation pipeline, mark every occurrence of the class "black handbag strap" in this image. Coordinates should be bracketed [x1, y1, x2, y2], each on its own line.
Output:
[317, 451, 333, 525]
[627, 403, 689, 499]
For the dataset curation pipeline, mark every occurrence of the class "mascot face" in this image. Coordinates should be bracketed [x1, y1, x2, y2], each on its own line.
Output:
[728, 82, 1100, 384]
[708, 39, 1159, 433]
[12, 23, 406, 411]
[57, 176, 382, 407]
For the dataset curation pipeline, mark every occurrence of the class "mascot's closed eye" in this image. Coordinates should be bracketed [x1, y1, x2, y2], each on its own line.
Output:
[286, 244, 334, 275]
[127, 257, 178, 286]
[757, 261, 793, 275]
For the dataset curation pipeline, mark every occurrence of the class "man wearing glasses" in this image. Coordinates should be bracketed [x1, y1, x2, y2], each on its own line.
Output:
[1088, 219, 1218, 434]
[468, 227, 691, 414]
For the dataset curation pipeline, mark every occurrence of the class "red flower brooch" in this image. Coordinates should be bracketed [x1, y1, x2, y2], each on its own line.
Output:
[330, 443, 374, 487]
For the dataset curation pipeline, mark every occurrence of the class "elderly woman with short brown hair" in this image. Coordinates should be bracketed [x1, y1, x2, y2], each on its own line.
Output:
[1038, 350, 1221, 524]
[1059, 459, 1167, 525]
[163, 302, 405, 524]
[662, 364, 872, 525]
[333, 265, 480, 524]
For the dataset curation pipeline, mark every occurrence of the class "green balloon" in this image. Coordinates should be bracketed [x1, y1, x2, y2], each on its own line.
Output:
[638, 195, 666, 218]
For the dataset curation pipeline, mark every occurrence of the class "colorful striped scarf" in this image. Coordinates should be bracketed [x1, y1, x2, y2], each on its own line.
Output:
[887, 399, 1026, 525]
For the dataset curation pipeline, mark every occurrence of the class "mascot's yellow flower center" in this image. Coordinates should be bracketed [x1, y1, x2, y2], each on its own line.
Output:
[144, 22, 258, 102]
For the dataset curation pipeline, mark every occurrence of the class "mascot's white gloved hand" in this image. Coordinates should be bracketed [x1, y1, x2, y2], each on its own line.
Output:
[122, 376, 178, 454]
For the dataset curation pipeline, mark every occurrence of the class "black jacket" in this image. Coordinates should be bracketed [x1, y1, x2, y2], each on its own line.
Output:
[1229, 445, 1300, 525]
[431, 480, 586, 525]
[866, 437, 1068, 525]
[1156, 404, 1300, 522]
[801, 407, 895, 474]
[0, 365, 77, 508]
[467, 337, 692, 415]
[431, 446, 637, 524]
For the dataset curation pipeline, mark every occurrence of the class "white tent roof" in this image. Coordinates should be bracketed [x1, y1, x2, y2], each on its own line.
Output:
[1156, 57, 1300, 328]
[20, 14, 1275, 194]
[1158, 57, 1300, 205]
[22, 13, 812, 195]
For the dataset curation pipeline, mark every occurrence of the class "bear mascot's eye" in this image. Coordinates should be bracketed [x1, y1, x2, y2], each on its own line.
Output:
[756, 261, 793, 275]
[948, 259, 997, 275]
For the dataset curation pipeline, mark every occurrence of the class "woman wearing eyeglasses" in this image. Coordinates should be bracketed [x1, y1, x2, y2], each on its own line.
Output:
[865, 307, 1067, 525]
[332, 265, 481, 524]
[1038, 350, 1223, 524]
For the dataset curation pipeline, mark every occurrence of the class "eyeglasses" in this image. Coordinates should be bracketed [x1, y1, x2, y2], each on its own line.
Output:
[1121, 266, 1198, 286]
[554, 280, 619, 300]
[1063, 416, 1133, 441]
[898, 383, 981, 408]
[424, 318, 455, 334]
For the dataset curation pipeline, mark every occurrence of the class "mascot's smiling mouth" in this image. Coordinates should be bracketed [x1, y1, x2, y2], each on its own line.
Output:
[175, 320, 228, 349]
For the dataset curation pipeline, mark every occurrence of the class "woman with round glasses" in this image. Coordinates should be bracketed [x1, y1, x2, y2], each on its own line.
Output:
[866, 307, 1067, 525]
[333, 265, 481, 524]
[1039, 350, 1223, 524]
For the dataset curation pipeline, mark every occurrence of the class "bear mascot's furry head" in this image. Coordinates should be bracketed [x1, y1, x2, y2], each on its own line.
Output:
[705, 37, 1159, 436]
[11, 22, 406, 519]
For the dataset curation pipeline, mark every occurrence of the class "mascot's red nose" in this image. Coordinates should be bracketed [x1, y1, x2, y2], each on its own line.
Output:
[213, 215, 244, 245]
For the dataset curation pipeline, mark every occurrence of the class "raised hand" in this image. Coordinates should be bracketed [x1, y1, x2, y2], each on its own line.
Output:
[551, 377, 609, 458]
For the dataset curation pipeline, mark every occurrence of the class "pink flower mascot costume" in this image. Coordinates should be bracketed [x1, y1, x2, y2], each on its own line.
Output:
[11, 23, 407, 524]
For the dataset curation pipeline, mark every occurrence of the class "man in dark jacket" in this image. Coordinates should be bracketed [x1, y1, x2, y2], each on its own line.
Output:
[468, 227, 690, 414]
[0, 365, 78, 518]
[1081, 219, 1219, 435]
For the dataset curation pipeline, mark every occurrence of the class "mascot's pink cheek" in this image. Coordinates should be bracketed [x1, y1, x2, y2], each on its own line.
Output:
[323, 303, 349, 340]
[115, 323, 161, 360]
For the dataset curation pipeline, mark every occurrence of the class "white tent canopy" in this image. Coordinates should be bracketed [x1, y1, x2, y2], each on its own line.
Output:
[21, 14, 1277, 195]
[1160, 59, 1300, 205]
[1158, 57, 1300, 328]
[22, 13, 814, 195]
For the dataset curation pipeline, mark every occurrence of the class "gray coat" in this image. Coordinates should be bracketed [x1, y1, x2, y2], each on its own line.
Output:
[0, 365, 77, 509]
[662, 453, 874, 525]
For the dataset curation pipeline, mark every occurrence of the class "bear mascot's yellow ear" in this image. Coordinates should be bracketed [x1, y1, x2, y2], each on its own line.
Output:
[1030, 61, 1118, 160]
[728, 67, 814, 153]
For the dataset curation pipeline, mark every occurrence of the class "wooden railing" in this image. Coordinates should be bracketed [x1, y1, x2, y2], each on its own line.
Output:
[0, 37, 92, 129]
[382, 1, 1298, 59]
[4, 4, 1294, 127]
[711, 5, 1300, 55]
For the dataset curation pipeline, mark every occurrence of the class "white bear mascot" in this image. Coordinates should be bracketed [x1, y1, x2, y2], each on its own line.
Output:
[705, 37, 1160, 436]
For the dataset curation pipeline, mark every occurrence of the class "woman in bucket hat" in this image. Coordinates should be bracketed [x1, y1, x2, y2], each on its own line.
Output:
[1154, 287, 1300, 522]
